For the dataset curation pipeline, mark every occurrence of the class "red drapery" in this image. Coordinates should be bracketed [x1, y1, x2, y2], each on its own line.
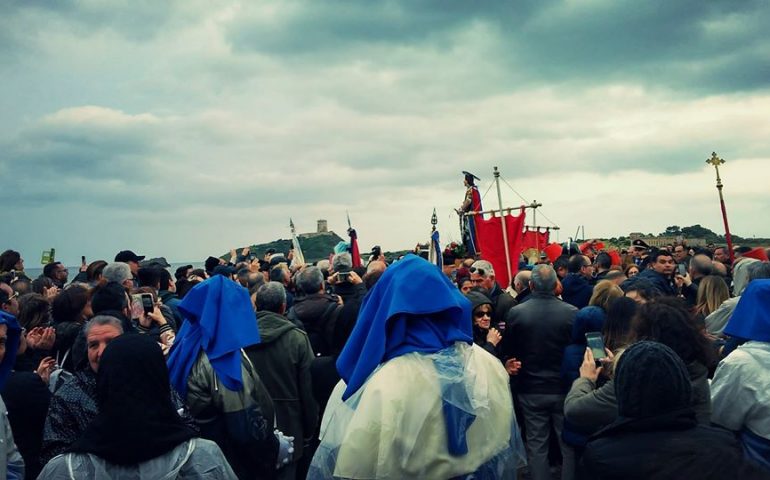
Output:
[521, 229, 550, 253]
[475, 208, 526, 289]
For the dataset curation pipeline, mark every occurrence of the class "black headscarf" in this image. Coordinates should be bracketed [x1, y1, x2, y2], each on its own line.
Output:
[70, 335, 196, 465]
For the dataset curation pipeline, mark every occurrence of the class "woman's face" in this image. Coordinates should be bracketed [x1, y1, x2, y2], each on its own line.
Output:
[473, 305, 492, 330]
[627, 266, 639, 277]
[460, 280, 473, 294]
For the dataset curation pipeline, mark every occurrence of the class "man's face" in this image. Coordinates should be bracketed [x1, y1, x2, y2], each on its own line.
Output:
[87, 324, 122, 373]
[673, 246, 687, 262]
[127, 260, 139, 275]
[0, 284, 19, 316]
[631, 247, 642, 258]
[54, 263, 68, 283]
[713, 248, 729, 263]
[555, 266, 568, 279]
[470, 272, 495, 291]
[652, 254, 675, 276]
[579, 256, 594, 279]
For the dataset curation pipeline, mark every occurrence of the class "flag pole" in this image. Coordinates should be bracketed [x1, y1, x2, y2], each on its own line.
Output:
[706, 152, 735, 263]
[529, 200, 542, 254]
[494, 167, 513, 284]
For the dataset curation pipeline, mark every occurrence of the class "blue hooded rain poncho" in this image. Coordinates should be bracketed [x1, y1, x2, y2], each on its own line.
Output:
[310, 255, 526, 479]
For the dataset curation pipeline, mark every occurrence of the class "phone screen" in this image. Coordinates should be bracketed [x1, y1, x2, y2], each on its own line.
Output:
[585, 332, 607, 360]
[130, 295, 144, 319]
[677, 264, 687, 276]
[140, 293, 154, 314]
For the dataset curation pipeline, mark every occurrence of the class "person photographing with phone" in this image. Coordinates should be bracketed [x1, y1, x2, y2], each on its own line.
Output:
[676, 253, 714, 306]
[328, 253, 365, 305]
[130, 290, 175, 354]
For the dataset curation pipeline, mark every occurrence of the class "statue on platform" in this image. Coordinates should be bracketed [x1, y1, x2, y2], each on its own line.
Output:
[458, 171, 482, 256]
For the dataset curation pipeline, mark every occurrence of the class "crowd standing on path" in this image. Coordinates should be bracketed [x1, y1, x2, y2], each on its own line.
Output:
[0, 239, 769, 479]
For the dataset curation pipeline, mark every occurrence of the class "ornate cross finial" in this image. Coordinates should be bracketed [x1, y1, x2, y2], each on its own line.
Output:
[431, 208, 438, 228]
[706, 152, 724, 167]
[706, 152, 725, 187]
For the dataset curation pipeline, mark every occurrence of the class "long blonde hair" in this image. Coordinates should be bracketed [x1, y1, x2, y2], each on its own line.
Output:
[695, 275, 729, 317]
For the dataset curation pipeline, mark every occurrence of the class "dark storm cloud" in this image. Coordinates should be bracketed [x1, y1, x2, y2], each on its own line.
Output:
[0, 109, 162, 207]
[225, 0, 770, 94]
[0, 0, 176, 41]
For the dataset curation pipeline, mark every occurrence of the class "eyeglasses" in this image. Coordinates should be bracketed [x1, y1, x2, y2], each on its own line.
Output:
[1, 291, 18, 305]
[474, 311, 491, 318]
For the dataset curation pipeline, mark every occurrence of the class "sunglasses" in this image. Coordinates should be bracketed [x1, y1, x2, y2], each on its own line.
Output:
[469, 266, 486, 276]
[474, 311, 491, 318]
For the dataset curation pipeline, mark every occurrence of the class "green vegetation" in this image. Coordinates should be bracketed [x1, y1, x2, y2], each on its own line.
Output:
[600, 224, 769, 249]
[228, 232, 345, 263]
[227, 224, 767, 263]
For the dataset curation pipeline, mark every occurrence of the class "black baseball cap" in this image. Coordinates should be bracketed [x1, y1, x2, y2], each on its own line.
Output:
[115, 250, 145, 263]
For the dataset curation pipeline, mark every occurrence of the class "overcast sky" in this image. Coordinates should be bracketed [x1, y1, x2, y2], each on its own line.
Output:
[3, 1, 769, 266]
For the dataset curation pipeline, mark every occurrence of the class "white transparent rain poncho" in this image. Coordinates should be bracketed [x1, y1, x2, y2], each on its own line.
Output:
[309, 343, 526, 479]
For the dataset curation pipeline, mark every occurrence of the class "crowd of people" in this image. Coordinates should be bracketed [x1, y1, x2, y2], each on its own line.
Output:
[0, 238, 767, 479]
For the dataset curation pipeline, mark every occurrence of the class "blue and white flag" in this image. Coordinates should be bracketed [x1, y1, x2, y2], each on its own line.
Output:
[429, 230, 443, 269]
[289, 218, 306, 268]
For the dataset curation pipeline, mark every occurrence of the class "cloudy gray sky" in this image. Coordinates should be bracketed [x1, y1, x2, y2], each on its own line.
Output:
[2, 0, 769, 266]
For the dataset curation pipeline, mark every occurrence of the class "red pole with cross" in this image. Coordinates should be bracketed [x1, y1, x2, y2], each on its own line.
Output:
[706, 152, 735, 264]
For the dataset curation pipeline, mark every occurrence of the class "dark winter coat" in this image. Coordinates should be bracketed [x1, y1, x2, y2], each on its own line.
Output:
[487, 283, 516, 329]
[582, 409, 767, 480]
[561, 274, 594, 310]
[2, 371, 51, 479]
[288, 293, 341, 357]
[245, 311, 318, 461]
[633, 269, 677, 296]
[560, 306, 607, 447]
[501, 292, 576, 395]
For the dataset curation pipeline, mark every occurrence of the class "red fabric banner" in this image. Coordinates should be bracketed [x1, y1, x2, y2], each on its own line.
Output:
[475, 208, 526, 290]
[348, 229, 362, 268]
[521, 229, 550, 253]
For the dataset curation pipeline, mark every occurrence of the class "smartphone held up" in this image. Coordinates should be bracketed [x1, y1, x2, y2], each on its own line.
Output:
[585, 331, 608, 365]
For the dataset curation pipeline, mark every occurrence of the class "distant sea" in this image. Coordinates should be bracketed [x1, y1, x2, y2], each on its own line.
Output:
[22, 262, 204, 280]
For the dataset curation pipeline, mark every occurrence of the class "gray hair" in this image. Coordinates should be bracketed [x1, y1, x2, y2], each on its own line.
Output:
[296, 266, 324, 295]
[102, 262, 132, 284]
[84, 315, 124, 337]
[255, 282, 287, 313]
[748, 261, 770, 282]
[733, 258, 758, 295]
[531, 264, 557, 293]
[332, 252, 352, 273]
[470, 260, 494, 277]
[316, 259, 331, 272]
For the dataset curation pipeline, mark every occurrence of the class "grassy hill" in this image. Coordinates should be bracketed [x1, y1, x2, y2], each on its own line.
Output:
[227, 231, 346, 263]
